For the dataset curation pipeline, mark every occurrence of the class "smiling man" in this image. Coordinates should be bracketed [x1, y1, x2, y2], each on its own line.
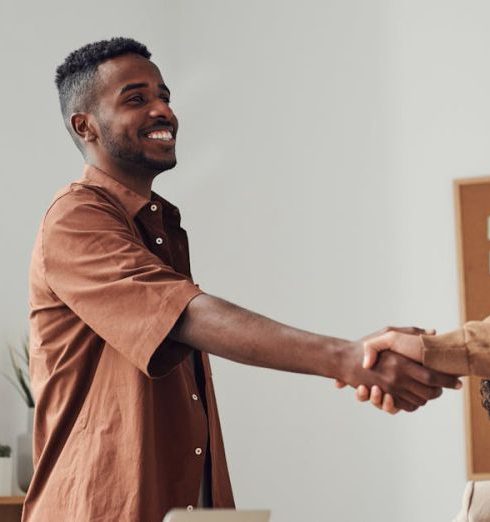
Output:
[25, 37, 462, 522]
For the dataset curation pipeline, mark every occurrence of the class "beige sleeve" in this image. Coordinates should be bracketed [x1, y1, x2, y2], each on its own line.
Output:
[452, 481, 490, 522]
[421, 316, 490, 376]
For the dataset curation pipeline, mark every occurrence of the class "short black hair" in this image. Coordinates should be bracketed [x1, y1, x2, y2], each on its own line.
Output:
[55, 37, 151, 148]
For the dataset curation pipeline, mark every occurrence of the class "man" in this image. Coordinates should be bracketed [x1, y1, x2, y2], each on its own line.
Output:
[25, 37, 461, 522]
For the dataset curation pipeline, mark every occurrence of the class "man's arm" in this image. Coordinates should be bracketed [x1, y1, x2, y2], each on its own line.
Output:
[169, 293, 462, 412]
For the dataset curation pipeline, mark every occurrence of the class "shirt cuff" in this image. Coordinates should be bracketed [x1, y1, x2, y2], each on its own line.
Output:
[421, 329, 469, 375]
[144, 283, 204, 378]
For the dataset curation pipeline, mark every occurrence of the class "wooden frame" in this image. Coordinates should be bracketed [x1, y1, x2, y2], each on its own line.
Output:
[455, 177, 490, 478]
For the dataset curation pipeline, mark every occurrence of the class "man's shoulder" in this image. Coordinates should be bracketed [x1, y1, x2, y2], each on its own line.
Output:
[45, 181, 125, 223]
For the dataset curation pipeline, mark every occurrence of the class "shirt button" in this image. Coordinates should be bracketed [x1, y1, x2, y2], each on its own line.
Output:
[187, 505, 194, 511]
[150, 203, 158, 212]
[192, 394, 198, 401]
[195, 447, 202, 456]
[155, 237, 164, 245]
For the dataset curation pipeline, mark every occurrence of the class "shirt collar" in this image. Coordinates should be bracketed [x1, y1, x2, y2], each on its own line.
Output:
[80, 164, 150, 219]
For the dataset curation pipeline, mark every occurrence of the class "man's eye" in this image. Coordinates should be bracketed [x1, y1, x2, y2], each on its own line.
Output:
[160, 95, 171, 104]
[128, 95, 144, 104]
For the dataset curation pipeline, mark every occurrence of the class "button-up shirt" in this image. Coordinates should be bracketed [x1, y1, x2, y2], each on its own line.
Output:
[24, 164, 234, 521]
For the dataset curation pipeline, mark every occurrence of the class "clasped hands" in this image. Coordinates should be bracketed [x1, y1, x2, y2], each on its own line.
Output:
[335, 327, 463, 415]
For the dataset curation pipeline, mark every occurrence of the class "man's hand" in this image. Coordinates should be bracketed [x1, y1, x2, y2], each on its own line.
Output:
[335, 329, 462, 413]
[335, 326, 436, 414]
[354, 329, 462, 413]
[356, 328, 431, 414]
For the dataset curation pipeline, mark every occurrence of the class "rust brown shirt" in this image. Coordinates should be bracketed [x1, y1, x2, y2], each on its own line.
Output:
[24, 165, 234, 522]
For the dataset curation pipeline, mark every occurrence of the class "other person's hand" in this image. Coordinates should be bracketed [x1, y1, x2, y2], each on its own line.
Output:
[335, 325, 434, 392]
[362, 330, 433, 369]
[334, 326, 461, 413]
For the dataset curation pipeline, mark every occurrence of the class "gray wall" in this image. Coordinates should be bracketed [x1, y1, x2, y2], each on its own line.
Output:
[2, 1, 488, 520]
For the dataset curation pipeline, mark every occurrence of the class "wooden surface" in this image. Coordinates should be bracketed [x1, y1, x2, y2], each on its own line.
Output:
[0, 496, 24, 505]
[0, 497, 24, 522]
[455, 177, 490, 478]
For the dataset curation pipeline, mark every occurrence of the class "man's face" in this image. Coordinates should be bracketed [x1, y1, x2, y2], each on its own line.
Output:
[90, 54, 178, 174]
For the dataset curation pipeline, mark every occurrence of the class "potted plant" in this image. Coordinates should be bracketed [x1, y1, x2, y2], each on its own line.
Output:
[3, 336, 34, 492]
[0, 445, 12, 495]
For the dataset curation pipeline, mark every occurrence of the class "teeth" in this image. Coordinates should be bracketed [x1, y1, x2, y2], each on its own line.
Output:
[147, 130, 172, 141]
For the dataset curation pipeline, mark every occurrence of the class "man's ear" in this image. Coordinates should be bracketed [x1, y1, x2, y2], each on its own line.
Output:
[71, 113, 97, 143]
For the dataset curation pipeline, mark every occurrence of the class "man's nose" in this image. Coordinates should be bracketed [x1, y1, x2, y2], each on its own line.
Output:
[148, 98, 174, 119]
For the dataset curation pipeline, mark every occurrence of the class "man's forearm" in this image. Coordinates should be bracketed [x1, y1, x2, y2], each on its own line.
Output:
[171, 293, 347, 379]
[170, 293, 462, 413]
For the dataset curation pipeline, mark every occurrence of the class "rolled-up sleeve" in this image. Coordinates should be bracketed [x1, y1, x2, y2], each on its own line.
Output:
[42, 189, 203, 377]
[421, 317, 490, 377]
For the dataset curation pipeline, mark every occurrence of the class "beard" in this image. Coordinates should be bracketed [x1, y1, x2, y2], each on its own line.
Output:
[99, 121, 176, 173]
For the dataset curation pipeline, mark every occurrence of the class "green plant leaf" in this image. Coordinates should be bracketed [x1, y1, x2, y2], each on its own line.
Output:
[3, 336, 35, 407]
[2, 372, 28, 404]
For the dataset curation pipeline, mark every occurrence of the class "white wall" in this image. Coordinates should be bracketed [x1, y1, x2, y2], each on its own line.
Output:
[2, 1, 489, 520]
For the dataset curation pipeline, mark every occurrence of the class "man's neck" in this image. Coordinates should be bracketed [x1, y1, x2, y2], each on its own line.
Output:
[88, 158, 155, 199]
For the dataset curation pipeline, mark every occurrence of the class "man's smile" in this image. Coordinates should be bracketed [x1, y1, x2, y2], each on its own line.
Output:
[140, 126, 176, 146]
[145, 129, 173, 141]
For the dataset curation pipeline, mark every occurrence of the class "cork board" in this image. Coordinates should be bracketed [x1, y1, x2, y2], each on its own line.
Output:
[455, 177, 490, 479]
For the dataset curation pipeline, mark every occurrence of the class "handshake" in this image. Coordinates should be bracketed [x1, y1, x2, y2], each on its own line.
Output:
[334, 326, 463, 415]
